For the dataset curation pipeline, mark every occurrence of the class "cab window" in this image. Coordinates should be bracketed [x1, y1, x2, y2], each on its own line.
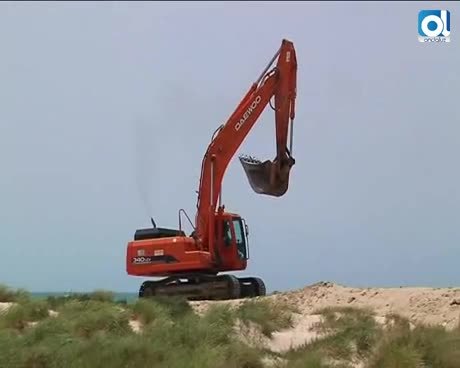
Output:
[232, 218, 247, 259]
[223, 220, 233, 246]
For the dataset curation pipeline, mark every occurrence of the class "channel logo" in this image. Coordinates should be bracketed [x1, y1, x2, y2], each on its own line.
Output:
[418, 10, 451, 43]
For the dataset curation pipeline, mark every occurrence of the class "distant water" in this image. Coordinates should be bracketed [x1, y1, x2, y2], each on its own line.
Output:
[31, 292, 138, 303]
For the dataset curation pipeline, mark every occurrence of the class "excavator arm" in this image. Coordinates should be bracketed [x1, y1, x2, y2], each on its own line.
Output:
[195, 39, 297, 248]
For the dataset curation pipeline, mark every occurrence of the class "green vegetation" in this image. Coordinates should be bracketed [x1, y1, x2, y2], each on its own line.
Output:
[236, 298, 296, 337]
[0, 299, 49, 331]
[44, 289, 118, 309]
[280, 306, 381, 368]
[0, 283, 30, 303]
[236, 299, 296, 337]
[0, 285, 276, 368]
[279, 306, 460, 368]
[367, 317, 460, 368]
[1, 283, 459, 368]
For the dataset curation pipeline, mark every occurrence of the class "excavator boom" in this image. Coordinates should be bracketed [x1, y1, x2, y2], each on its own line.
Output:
[195, 39, 298, 249]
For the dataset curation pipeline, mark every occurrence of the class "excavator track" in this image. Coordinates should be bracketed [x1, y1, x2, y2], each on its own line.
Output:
[238, 277, 266, 298]
[138, 274, 266, 301]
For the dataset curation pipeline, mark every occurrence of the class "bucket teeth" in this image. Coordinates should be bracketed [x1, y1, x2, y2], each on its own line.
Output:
[239, 154, 262, 165]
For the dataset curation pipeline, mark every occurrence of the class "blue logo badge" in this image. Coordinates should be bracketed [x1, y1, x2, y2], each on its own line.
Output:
[418, 10, 451, 43]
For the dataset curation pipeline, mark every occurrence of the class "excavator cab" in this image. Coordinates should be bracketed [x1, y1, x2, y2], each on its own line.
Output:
[223, 216, 249, 260]
[214, 212, 250, 272]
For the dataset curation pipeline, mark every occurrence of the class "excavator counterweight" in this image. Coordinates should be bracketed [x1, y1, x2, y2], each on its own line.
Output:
[126, 39, 298, 301]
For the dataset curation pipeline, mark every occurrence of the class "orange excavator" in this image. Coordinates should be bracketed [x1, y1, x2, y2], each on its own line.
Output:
[126, 39, 297, 300]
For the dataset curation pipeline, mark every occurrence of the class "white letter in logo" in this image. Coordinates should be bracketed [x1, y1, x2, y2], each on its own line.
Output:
[441, 10, 450, 37]
[421, 15, 443, 37]
[421, 10, 450, 37]
[234, 95, 262, 131]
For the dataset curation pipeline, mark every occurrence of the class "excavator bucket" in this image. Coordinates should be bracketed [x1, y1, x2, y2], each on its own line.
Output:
[239, 154, 294, 197]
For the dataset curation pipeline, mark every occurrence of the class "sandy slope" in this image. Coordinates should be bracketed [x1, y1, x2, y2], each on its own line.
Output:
[191, 281, 460, 329]
[190, 281, 460, 352]
[0, 302, 13, 313]
[279, 281, 460, 328]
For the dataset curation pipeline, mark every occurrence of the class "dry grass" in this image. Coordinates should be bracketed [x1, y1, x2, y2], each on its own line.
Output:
[236, 298, 296, 337]
[0, 285, 269, 368]
[0, 300, 49, 331]
[0, 284, 30, 303]
[367, 321, 460, 368]
[1, 282, 459, 368]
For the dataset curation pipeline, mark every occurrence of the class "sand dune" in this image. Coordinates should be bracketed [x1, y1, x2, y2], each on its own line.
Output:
[190, 281, 460, 352]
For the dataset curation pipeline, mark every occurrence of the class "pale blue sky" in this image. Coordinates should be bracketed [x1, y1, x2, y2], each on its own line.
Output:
[0, 1, 459, 292]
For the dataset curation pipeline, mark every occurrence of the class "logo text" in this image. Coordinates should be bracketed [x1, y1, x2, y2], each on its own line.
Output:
[235, 95, 262, 131]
